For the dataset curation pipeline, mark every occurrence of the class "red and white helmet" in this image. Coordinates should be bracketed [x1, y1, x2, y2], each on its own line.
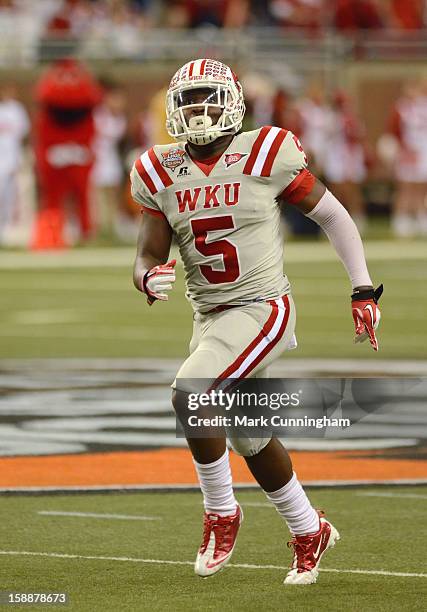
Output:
[166, 58, 245, 145]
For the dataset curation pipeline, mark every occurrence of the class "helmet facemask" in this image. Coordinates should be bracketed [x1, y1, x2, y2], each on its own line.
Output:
[166, 65, 245, 145]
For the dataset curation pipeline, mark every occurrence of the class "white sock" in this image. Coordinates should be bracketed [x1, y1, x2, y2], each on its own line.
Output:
[265, 472, 319, 535]
[193, 449, 238, 516]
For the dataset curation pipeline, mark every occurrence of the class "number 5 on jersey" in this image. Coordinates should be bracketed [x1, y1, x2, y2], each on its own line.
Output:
[191, 215, 241, 284]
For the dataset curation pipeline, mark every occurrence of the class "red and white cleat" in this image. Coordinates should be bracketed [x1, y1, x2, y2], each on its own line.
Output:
[284, 511, 340, 585]
[194, 505, 243, 577]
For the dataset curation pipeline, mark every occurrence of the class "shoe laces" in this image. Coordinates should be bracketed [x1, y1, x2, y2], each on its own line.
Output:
[212, 514, 236, 555]
[287, 536, 313, 571]
[286, 510, 325, 572]
[200, 512, 237, 556]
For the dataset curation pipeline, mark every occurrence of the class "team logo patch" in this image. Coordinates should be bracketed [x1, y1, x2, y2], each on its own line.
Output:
[224, 153, 247, 168]
[161, 148, 186, 171]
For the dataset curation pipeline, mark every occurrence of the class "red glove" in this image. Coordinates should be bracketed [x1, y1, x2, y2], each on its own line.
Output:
[351, 284, 383, 351]
[141, 259, 176, 306]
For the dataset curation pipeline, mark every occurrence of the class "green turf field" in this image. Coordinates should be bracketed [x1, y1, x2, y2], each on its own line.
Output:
[1, 240, 426, 359]
[0, 487, 426, 611]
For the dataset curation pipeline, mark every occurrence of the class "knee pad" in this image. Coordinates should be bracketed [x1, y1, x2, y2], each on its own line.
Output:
[228, 435, 271, 457]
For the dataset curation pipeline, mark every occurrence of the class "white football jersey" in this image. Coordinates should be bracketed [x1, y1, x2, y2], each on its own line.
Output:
[130, 126, 309, 313]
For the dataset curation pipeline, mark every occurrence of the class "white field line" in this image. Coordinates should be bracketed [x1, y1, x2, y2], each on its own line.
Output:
[2, 308, 426, 327]
[0, 241, 425, 270]
[197, 501, 271, 508]
[0, 328, 151, 341]
[219, 493, 427, 507]
[1, 479, 427, 494]
[4, 327, 427, 346]
[357, 492, 427, 500]
[1, 357, 427, 376]
[37, 511, 161, 521]
[239, 502, 271, 508]
[0, 550, 425, 579]
[10, 310, 85, 325]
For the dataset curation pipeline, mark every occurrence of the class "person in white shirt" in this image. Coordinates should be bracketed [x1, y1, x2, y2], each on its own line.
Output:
[0, 83, 30, 245]
[92, 81, 127, 238]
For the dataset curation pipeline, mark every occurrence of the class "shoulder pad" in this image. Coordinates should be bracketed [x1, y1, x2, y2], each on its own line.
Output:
[133, 146, 177, 195]
[242, 126, 289, 177]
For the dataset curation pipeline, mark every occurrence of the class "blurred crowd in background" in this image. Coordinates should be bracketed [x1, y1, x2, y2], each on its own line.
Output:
[1, 0, 427, 37]
[1, 55, 427, 249]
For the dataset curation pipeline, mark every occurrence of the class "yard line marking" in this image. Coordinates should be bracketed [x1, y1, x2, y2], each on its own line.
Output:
[0, 551, 193, 566]
[357, 492, 427, 500]
[9, 310, 83, 325]
[0, 328, 151, 341]
[228, 502, 271, 508]
[1, 357, 427, 376]
[2, 479, 427, 494]
[198, 501, 271, 508]
[0, 241, 426, 270]
[232, 564, 427, 578]
[0, 551, 426, 578]
[37, 511, 162, 521]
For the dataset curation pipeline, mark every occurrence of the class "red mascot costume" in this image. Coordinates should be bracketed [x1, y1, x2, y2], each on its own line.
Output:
[31, 59, 101, 249]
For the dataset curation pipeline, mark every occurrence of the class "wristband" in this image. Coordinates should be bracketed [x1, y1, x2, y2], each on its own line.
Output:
[351, 284, 383, 304]
[142, 270, 152, 297]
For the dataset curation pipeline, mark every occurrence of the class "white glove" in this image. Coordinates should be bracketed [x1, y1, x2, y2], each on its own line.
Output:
[142, 259, 176, 305]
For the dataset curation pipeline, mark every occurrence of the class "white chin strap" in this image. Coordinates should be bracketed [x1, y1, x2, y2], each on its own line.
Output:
[187, 115, 223, 145]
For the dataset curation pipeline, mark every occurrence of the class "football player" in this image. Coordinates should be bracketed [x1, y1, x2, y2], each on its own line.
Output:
[386, 79, 427, 237]
[131, 59, 382, 585]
